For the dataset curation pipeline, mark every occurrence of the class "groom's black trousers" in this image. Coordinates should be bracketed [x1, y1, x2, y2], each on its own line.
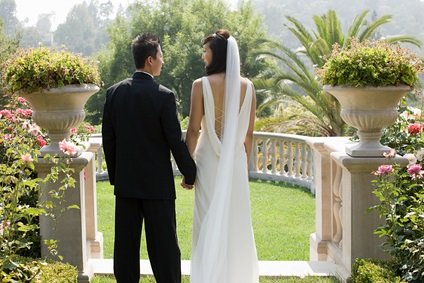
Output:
[113, 197, 181, 283]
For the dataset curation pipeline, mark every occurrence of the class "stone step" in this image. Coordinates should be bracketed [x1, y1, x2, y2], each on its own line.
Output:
[89, 259, 337, 277]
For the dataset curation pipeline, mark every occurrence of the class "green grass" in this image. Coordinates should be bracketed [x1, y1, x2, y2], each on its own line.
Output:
[91, 275, 339, 283]
[94, 179, 340, 282]
[96, 177, 315, 260]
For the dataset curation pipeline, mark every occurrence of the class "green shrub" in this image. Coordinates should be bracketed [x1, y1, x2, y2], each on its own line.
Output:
[0, 257, 77, 282]
[317, 39, 423, 87]
[1, 47, 101, 94]
[351, 258, 404, 283]
[36, 260, 77, 283]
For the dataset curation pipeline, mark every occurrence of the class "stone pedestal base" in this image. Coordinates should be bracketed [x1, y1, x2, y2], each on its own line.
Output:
[36, 152, 103, 282]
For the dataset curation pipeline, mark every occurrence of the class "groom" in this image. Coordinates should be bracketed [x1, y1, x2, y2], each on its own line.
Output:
[102, 33, 196, 283]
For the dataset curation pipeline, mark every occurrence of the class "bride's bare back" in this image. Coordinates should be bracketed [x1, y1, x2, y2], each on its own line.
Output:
[206, 73, 249, 139]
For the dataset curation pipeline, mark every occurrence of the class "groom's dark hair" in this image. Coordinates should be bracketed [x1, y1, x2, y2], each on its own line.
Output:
[132, 33, 161, 69]
[203, 29, 230, 75]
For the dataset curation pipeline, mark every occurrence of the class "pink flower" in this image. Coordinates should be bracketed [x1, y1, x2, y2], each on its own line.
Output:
[37, 135, 47, 147]
[85, 125, 95, 133]
[70, 127, 78, 134]
[21, 153, 34, 163]
[16, 108, 33, 117]
[0, 109, 12, 119]
[407, 123, 421, 135]
[17, 97, 27, 104]
[383, 149, 396, 159]
[28, 124, 41, 136]
[59, 139, 77, 156]
[374, 165, 394, 176]
[407, 164, 423, 179]
[3, 134, 13, 142]
[0, 220, 11, 236]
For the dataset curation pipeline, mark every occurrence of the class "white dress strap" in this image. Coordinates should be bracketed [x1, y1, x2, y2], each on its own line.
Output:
[201, 77, 221, 156]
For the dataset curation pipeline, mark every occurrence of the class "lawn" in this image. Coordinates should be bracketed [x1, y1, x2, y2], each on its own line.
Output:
[96, 177, 316, 260]
[91, 275, 339, 283]
[94, 178, 340, 282]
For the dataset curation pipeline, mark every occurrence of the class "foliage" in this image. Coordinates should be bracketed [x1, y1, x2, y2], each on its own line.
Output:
[317, 39, 424, 87]
[86, 0, 276, 125]
[54, 1, 113, 56]
[380, 99, 424, 156]
[1, 47, 102, 94]
[0, 257, 77, 283]
[371, 106, 424, 282]
[351, 258, 404, 283]
[0, 21, 19, 108]
[0, 96, 82, 280]
[258, 9, 421, 136]
[35, 260, 77, 282]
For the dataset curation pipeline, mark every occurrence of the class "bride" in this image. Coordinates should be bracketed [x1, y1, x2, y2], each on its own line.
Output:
[184, 29, 259, 283]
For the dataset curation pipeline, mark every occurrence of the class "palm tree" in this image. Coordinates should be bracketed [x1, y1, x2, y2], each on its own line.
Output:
[259, 9, 421, 136]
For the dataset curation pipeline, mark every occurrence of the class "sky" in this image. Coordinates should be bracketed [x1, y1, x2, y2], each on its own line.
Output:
[15, 0, 134, 29]
[14, 0, 237, 29]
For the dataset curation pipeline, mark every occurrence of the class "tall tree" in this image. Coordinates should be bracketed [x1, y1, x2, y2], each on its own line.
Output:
[0, 0, 20, 36]
[0, 21, 19, 108]
[259, 10, 422, 136]
[86, 0, 276, 124]
[54, 1, 112, 56]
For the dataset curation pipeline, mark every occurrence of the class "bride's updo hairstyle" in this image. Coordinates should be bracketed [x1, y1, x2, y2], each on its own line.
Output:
[203, 29, 230, 75]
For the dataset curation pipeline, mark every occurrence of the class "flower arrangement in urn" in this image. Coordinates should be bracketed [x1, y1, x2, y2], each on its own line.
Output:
[316, 39, 424, 157]
[1, 47, 102, 156]
[2, 47, 101, 93]
[317, 38, 423, 88]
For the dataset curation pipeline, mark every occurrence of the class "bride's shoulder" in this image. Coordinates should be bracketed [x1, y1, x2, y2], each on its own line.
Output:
[241, 76, 253, 87]
[192, 77, 204, 87]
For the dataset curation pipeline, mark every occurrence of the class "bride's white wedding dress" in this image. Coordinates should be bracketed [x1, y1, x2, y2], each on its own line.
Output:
[190, 76, 259, 283]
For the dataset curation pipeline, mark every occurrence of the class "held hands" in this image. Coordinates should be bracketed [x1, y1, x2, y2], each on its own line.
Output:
[181, 177, 194, 190]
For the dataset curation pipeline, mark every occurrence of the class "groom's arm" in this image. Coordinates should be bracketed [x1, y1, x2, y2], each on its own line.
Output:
[160, 89, 196, 185]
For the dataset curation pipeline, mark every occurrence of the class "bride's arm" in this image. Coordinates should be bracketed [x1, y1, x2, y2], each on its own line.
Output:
[186, 79, 204, 156]
[244, 83, 257, 163]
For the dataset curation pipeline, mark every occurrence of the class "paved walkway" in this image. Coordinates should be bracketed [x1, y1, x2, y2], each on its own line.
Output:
[90, 259, 337, 278]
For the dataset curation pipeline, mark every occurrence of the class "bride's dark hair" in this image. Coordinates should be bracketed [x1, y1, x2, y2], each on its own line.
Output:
[203, 29, 230, 75]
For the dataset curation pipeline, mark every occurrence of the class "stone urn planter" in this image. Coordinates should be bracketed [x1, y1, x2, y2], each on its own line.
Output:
[324, 85, 411, 157]
[317, 39, 423, 157]
[2, 47, 102, 157]
[21, 84, 100, 156]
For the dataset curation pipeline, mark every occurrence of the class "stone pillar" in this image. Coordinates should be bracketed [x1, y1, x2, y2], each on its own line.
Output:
[308, 137, 348, 261]
[36, 152, 95, 283]
[309, 137, 408, 282]
[330, 152, 407, 281]
[85, 138, 104, 259]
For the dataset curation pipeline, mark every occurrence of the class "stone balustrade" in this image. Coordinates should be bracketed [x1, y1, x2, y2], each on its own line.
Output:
[67, 132, 407, 282]
[248, 132, 314, 193]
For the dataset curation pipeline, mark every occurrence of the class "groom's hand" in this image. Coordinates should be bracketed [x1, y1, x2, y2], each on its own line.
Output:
[181, 177, 194, 190]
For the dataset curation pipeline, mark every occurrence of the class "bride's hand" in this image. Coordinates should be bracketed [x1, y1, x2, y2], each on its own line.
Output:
[181, 177, 194, 190]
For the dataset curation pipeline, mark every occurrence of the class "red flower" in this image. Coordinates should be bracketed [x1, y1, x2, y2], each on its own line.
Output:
[407, 123, 421, 135]
[36, 135, 47, 147]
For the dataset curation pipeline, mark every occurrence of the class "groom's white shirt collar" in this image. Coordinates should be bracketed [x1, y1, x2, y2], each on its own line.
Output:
[136, 70, 154, 78]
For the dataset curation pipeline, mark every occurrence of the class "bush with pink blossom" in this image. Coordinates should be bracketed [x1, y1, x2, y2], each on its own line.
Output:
[371, 101, 424, 282]
[0, 96, 84, 280]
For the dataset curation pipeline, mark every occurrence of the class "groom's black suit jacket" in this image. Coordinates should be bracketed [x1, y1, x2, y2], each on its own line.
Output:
[102, 72, 196, 199]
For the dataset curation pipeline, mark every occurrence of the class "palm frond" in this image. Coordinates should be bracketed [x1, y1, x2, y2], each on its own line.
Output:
[346, 10, 369, 43]
[384, 35, 422, 48]
[284, 16, 315, 49]
[358, 14, 392, 41]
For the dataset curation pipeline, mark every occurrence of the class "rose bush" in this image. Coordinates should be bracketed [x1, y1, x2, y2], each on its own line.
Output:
[0, 96, 89, 281]
[372, 103, 424, 282]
